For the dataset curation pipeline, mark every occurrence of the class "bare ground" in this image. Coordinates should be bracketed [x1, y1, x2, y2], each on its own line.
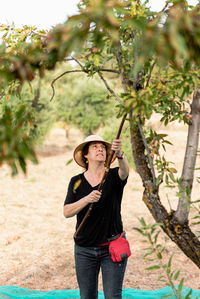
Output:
[0, 124, 200, 292]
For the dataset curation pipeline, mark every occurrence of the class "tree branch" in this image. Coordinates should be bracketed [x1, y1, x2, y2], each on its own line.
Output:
[50, 55, 120, 102]
[97, 69, 119, 74]
[50, 70, 87, 101]
[70, 56, 84, 68]
[114, 42, 156, 184]
[175, 88, 200, 224]
[70, 56, 120, 74]
[161, 1, 170, 12]
[97, 71, 123, 106]
[115, 42, 128, 91]
[145, 60, 156, 88]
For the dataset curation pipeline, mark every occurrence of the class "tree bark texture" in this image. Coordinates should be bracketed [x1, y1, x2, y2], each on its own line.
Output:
[129, 110, 200, 268]
[175, 89, 200, 223]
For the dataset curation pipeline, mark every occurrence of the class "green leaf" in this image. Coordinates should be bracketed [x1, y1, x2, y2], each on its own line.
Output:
[11, 162, 18, 176]
[146, 265, 160, 271]
[174, 270, 180, 280]
[168, 255, 173, 268]
[158, 275, 166, 282]
[163, 140, 173, 145]
[185, 288, 193, 299]
[167, 255, 173, 274]
[153, 222, 163, 228]
[169, 173, 176, 182]
[66, 158, 73, 166]
[140, 217, 146, 227]
[143, 250, 154, 258]
[156, 177, 161, 186]
[178, 278, 184, 292]
[133, 227, 148, 237]
[19, 157, 27, 173]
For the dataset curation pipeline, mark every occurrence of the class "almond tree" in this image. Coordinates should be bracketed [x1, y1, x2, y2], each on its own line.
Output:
[0, 0, 200, 266]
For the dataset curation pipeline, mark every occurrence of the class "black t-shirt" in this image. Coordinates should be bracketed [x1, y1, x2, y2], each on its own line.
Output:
[64, 167, 128, 247]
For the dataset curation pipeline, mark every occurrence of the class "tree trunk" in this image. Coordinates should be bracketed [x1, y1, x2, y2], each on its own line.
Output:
[129, 110, 200, 268]
[175, 88, 200, 223]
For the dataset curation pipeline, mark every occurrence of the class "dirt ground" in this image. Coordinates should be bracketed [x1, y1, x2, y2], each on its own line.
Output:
[0, 123, 200, 293]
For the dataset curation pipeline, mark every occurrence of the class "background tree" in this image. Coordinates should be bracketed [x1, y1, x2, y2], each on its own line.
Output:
[55, 71, 117, 135]
[0, 0, 200, 268]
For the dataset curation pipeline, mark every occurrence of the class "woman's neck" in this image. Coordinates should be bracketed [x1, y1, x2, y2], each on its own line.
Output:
[84, 163, 105, 186]
[86, 163, 105, 176]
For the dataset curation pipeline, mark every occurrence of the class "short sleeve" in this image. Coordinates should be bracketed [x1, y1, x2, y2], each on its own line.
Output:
[114, 167, 128, 187]
[64, 178, 76, 205]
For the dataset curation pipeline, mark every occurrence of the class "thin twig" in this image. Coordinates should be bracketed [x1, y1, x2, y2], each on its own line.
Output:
[70, 56, 84, 68]
[71, 56, 122, 104]
[70, 56, 120, 74]
[166, 194, 173, 213]
[98, 68, 119, 74]
[50, 64, 119, 101]
[97, 71, 123, 106]
[50, 70, 87, 101]
[145, 60, 156, 89]
[63, 57, 77, 62]
[72, 55, 120, 75]
[161, 1, 170, 12]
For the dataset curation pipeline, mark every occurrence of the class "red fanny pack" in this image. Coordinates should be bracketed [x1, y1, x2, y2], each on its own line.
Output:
[109, 233, 131, 263]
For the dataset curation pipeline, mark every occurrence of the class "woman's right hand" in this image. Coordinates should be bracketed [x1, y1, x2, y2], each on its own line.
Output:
[86, 190, 102, 203]
[64, 190, 102, 218]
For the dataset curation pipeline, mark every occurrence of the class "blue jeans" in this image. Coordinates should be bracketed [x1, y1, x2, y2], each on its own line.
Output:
[74, 243, 127, 299]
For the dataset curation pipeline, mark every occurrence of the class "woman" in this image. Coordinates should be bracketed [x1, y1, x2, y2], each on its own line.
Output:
[64, 134, 129, 299]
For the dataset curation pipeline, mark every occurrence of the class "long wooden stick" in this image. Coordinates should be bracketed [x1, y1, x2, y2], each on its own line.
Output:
[74, 113, 127, 238]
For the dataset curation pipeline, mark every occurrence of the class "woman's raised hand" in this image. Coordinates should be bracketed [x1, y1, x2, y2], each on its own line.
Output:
[111, 139, 122, 156]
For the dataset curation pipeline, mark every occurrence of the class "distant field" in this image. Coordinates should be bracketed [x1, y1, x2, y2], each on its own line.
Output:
[0, 126, 199, 291]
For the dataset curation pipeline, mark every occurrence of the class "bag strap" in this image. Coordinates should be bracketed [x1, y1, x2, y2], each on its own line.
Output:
[99, 232, 123, 246]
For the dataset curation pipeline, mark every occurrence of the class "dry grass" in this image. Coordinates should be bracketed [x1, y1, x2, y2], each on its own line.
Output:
[0, 125, 200, 291]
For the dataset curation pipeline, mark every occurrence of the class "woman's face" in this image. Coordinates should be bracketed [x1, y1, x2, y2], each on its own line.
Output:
[84, 142, 107, 164]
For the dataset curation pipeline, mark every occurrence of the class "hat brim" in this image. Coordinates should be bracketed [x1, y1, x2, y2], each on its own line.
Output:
[73, 139, 116, 168]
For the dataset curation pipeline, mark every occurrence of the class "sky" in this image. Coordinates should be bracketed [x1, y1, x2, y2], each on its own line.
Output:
[0, 0, 198, 30]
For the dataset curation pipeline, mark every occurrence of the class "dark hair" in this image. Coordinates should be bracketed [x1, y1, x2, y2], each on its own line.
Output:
[82, 143, 90, 170]
[82, 141, 108, 170]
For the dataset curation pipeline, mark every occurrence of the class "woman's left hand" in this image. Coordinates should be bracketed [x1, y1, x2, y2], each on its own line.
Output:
[111, 139, 122, 157]
[112, 139, 129, 180]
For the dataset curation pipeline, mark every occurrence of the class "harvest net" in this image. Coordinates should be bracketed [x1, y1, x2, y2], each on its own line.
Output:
[0, 286, 200, 298]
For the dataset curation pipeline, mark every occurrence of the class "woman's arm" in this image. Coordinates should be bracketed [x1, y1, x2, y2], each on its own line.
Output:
[63, 190, 101, 218]
[111, 139, 129, 180]
[117, 153, 129, 180]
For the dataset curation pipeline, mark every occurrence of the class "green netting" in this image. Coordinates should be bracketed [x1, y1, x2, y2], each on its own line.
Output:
[0, 286, 200, 299]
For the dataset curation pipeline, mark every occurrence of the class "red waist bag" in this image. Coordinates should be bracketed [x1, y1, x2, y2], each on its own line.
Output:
[109, 233, 131, 263]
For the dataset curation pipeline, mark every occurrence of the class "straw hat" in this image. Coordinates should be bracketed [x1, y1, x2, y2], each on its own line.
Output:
[73, 135, 115, 168]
